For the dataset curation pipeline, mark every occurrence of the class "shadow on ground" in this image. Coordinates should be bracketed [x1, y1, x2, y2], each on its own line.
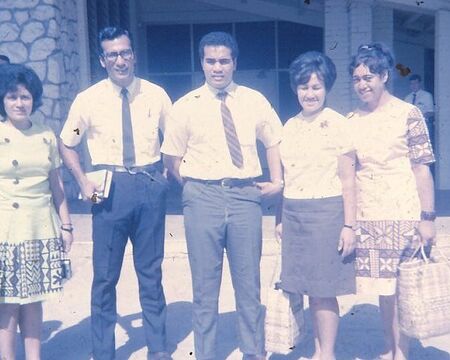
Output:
[269, 304, 449, 360]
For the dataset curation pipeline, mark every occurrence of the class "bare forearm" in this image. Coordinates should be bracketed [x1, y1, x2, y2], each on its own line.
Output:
[58, 139, 87, 187]
[339, 153, 357, 226]
[163, 154, 183, 185]
[413, 164, 435, 211]
[266, 144, 282, 182]
[49, 169, 71, 225]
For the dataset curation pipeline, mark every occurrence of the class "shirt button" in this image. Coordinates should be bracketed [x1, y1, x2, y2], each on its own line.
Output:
[13, 178, 19, 184]
[4, 138, 10, 143]
[12, 202, 19, 209]
[12, 160, 19, 167]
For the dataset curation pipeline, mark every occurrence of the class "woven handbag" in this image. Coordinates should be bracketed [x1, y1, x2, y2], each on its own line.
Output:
[398, 245, 450, 339]
[264, 251, 305, 354]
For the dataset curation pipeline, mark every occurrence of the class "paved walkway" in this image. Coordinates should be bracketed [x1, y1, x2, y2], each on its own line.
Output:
[25, 214, 450, 360]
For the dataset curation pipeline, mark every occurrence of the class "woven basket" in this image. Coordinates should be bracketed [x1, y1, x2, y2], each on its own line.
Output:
[264, 251, 305, 354]
[398, 246, 450, 339]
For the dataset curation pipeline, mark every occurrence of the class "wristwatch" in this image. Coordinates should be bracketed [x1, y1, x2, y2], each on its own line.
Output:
[420, 210, 436, 221]
[60, 225, 74, 233]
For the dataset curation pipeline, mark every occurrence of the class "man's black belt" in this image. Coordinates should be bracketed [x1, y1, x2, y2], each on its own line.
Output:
[93, 164, 159, 174]
[185, 177, 255, 188]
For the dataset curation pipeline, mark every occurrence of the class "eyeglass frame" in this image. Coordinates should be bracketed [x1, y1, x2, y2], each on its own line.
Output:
[101, 48, 134, 62]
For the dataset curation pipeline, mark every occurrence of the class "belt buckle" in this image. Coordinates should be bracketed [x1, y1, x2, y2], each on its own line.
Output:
[221, 178, 232, 187]
[125, 166, 138, 175]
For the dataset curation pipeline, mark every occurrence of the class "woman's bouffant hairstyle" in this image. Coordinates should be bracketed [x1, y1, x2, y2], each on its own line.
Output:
[289, 51, 337, 93]
[0, 64, 43, 117]
[348, 42, 395, 81]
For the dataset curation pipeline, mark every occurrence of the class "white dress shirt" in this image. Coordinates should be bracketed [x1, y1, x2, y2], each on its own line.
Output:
[161, 82, 282, 180]
[60, 77, 172, 166]
[404, 89, 434, 117]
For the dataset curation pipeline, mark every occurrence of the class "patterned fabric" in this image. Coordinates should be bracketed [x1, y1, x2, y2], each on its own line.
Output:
[349, 97, 434, 221]
[0, 238, 64, 303]
[355, 220, 419, 280]
[407, 107, 435, 164]
[217, 92, 244, 168]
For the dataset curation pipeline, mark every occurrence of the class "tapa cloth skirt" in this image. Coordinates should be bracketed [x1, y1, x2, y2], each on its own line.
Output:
[280, 196, 355, 298]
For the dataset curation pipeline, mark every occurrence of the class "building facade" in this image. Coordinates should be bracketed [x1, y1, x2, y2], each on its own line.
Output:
[1, 0, 449, 192]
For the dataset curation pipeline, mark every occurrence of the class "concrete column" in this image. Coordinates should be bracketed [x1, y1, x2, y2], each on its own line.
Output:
[435, 9, 450, 190]
[324, 0, 352, 114]
[349, 0, 373, 108]
[372, 6, 394, 92]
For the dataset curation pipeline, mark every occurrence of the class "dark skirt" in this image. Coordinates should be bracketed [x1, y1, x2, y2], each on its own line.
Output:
[280, 196, 356, 298]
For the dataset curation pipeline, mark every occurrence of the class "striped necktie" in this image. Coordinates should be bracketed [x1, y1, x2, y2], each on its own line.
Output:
[121, 88, 136, 167]
[217, 91, 243, 168]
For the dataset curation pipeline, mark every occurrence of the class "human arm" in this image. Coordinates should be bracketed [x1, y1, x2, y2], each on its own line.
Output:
[163, 154, 184, 186]
[256, 144, 283, 197]
[58, 140, 98, 202]
[337, 151, 357, 257]
[412, 164, 435, 245]
[49, 167, 73, 252]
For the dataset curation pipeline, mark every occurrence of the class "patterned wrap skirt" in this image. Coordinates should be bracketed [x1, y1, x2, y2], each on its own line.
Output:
[0, 201, 65, 304]
[280, 196, 356, 298]
[355, 220, 421, 296]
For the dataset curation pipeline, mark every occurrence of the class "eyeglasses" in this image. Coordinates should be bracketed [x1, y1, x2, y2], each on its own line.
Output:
[102, 49, 133, 62]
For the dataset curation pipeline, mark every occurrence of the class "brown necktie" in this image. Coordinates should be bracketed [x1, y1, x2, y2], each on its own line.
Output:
[217, 92, 243, 168]
[121, 88, 136, 167]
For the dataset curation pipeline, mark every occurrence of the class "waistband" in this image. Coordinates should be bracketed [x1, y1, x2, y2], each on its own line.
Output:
[92, 164, 160, 174]
[185, 177, 255, 188]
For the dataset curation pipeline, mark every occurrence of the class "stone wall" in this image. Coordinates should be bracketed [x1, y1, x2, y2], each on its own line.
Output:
[0, 0, 80, 134]
[0, 0, 81, 198]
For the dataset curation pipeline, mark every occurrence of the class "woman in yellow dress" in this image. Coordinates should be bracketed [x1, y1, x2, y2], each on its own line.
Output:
[0, 64, 73, 359]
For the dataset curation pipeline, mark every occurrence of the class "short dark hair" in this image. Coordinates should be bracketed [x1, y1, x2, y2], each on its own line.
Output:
[0, 55, 10, 64]
[349, 42, 395, 81]
[98, 26, 134, 54]
[409, 74, 422, 82]
[0, 64, 43, 117]
[199, 31, 239, 61]
[289, 51, 336, 93]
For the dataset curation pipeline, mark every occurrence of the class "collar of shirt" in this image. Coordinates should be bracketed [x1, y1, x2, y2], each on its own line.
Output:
[204, 81, 238, 100]
[107, 76, 138, 100]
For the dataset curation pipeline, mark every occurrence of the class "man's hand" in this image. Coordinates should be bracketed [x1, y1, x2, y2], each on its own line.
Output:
[80, 178, 100, 203]
[337, 227, 356, 258]
[255, 180, 283, 197]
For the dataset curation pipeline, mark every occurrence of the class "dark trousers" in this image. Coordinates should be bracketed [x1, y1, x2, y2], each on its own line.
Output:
[183, 181, 265, 360]
[90, 170, 168, 359]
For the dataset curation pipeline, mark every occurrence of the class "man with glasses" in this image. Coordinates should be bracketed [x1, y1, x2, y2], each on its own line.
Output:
[59, 27, 172, 360]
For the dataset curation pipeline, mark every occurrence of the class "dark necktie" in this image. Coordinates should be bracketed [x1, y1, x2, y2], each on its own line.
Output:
[412, 93, 417, 105]
[217, 92, 243, 168]
[121, 88, 136, 167]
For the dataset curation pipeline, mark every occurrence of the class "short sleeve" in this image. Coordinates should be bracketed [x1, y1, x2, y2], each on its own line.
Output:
[407, 107, 435, 165]
[158, 90, 173, 134]
[335, 116, 355, 155]
[59, 95, 88, 147]
[160, 101, 189, 157]
[48, 130, 62, 170]
[255, 97, 282, 148]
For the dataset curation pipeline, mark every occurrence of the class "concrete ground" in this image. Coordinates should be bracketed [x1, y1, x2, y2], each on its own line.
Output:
[12, 207, 445, 360]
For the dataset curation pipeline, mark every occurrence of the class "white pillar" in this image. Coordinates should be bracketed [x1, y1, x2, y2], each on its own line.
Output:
[77, 0, 90, 90]
[435, 9, 450, 190]
[372, 6, 394, 91]
[324, 0, 351, 114]
[349, 0, 373, 108]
